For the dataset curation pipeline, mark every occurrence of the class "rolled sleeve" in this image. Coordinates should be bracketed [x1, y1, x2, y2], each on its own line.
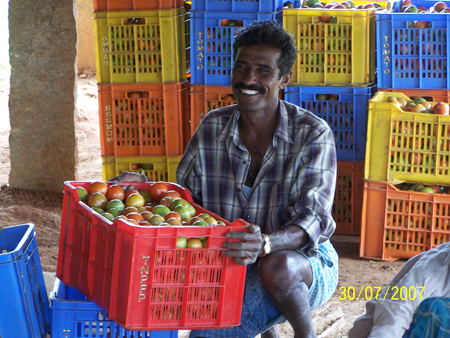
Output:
[284, 127, 337, 257]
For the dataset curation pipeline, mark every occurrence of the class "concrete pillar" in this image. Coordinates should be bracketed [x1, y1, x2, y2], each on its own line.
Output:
[9, 0, 78, 192]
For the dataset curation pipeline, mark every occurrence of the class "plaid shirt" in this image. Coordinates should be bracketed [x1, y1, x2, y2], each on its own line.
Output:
[176, 100, 337, 257]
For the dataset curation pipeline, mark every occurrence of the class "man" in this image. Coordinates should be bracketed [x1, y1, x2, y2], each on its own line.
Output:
[113, 20, 338, 338]
[176, 20, 339, 338]
[348, 242, 450, 338]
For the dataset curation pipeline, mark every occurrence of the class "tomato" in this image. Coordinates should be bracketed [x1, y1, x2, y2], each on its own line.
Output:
[220, 19, 229, 26]
[127, 212, 144, 223]
[131, 163, 139, 170]
[140, 211, 153, 221]
[149, 214, 165, 225]
[164, 211, 181, 221]
[76, 187, 88, 202]
[88, 192, 108, 210]
[160, 196, 174, 208]
[428, 185, 442, 193]
[186, 238, 203, 248]
[161, 190, 182, 200]
[434, 2, 447, 12]
[435, 108, 449, 115]
[409, 153, 423, 165]
[89, 181, 108, 195]
[106, 184, 125, 201]
[125, 188, 139, 199]
[149, 182, 169, 202]
[128, 92, 142, 98]
[123, 206, 139, 216]
[126, 193, 145, 208]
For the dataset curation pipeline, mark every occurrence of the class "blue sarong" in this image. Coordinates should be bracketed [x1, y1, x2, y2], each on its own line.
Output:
[189, 240, 339, 338]
[403, 297, 450, 338]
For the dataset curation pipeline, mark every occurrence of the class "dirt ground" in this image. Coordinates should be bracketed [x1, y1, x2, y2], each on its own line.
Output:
[0, 71, 406, 337]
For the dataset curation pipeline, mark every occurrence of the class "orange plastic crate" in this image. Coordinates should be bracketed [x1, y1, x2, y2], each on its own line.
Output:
[98, 82, 189, 157]
[360, 180, 450, 261]
[94, 0, 184, 11]
[190, 85, 235, 137]
[57, 181, 249, 330]
[378, 89, 450, 104]
[333, 161, 364, 235]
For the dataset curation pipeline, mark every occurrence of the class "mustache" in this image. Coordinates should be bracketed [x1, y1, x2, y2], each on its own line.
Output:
[234, 83, 266, 94]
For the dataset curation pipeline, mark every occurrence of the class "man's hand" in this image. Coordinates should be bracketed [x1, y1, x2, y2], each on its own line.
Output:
[108, 171, 148, 185]
[222, 224, 265, 265]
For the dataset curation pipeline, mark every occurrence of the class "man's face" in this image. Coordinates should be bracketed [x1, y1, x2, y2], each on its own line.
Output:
[231, 44, 291, 115]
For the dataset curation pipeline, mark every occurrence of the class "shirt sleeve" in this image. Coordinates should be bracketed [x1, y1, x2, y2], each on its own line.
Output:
[348, 249, 445, 338]
[284, 125, 337, 255]
[176, 132, 203, 206]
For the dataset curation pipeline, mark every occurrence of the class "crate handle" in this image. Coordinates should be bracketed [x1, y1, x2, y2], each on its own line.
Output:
[123, 18, 146, 25]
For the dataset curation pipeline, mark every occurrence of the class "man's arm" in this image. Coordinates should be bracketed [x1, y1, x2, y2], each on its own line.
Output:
[225, 125, 337, 264]
[349, 246, 450, 338]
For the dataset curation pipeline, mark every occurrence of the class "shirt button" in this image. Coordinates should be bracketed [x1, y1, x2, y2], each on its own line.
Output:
[237, 189, 241, 193]
[243, 160, 247, 164]
[247, 215, 252, 220]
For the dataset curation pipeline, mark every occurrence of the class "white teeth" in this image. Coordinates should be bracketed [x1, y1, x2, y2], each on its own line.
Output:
[241, 89, 259, 95]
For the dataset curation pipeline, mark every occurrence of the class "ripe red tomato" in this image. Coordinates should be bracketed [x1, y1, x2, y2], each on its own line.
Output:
[106, 184, 125, 201]
[161, 190, 182, 200]
[435, 108, 449, 115]
[149, 182, 169, 202]
[89, 181, 108, 195]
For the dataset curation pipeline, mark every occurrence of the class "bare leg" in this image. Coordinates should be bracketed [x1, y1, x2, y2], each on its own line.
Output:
[258, 251, 317, 338]
[261, 325, 280, 338]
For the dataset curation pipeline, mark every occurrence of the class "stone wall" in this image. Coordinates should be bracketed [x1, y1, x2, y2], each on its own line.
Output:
[9, 0, 78, 192]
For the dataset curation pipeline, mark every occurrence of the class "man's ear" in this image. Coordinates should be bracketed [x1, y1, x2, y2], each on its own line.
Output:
[279, 70, 292, 90]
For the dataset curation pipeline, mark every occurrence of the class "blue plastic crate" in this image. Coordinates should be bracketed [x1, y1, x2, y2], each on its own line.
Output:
[190, 10, 282, 85]
[50, 278, 178, 338]
[190, 0, 299, 12]
[284, 85, 377, 161]
[377, 0, 450, 89]
[0, 224, 51, 338]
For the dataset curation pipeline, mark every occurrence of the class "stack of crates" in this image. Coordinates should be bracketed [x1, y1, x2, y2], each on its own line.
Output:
[283, 1, 381, 234]
[361, 0, 450, 260]
[188, 0, 286, 138]
[94, 0, 190, 182]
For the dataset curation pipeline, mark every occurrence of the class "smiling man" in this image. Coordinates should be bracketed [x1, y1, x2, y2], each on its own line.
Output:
[176, 20, 339, 338]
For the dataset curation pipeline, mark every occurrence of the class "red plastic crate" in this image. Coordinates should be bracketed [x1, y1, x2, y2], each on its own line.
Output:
[57, 181, 249, 330]
[360, 180, 450, 262]
[109, 218, 248, 330]
[98, 82, 190, 157]
[333, 161, 364, 235]
[94, 0, 184, 11]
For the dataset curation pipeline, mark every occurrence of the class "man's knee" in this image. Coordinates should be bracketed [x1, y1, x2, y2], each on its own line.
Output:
[258, 251, 313, 294]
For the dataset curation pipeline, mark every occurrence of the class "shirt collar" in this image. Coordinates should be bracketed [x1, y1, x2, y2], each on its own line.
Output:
[217, 100, 293, 145]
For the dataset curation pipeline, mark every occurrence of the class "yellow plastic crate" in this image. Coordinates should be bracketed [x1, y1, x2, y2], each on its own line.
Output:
[94, 9, 187, 83]
[365, 91, 450, 185]
[283, 1, 377, 86]
[102, 156, 182, 182]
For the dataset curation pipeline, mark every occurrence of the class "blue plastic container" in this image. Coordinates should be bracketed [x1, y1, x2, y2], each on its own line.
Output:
[284, 85, 377, 161]
[0, 224, 51, 338]
[50, 278, 178, 338]
[190, 0, 298, 12]
[190, 10, 282, 85]
[376, 0, 450, 89]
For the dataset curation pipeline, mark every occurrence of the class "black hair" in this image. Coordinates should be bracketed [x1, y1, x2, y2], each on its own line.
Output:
[232, 20, 297, 78]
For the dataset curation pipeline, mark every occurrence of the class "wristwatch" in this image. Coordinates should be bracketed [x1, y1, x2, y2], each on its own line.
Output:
[259, 233, 271, 257]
